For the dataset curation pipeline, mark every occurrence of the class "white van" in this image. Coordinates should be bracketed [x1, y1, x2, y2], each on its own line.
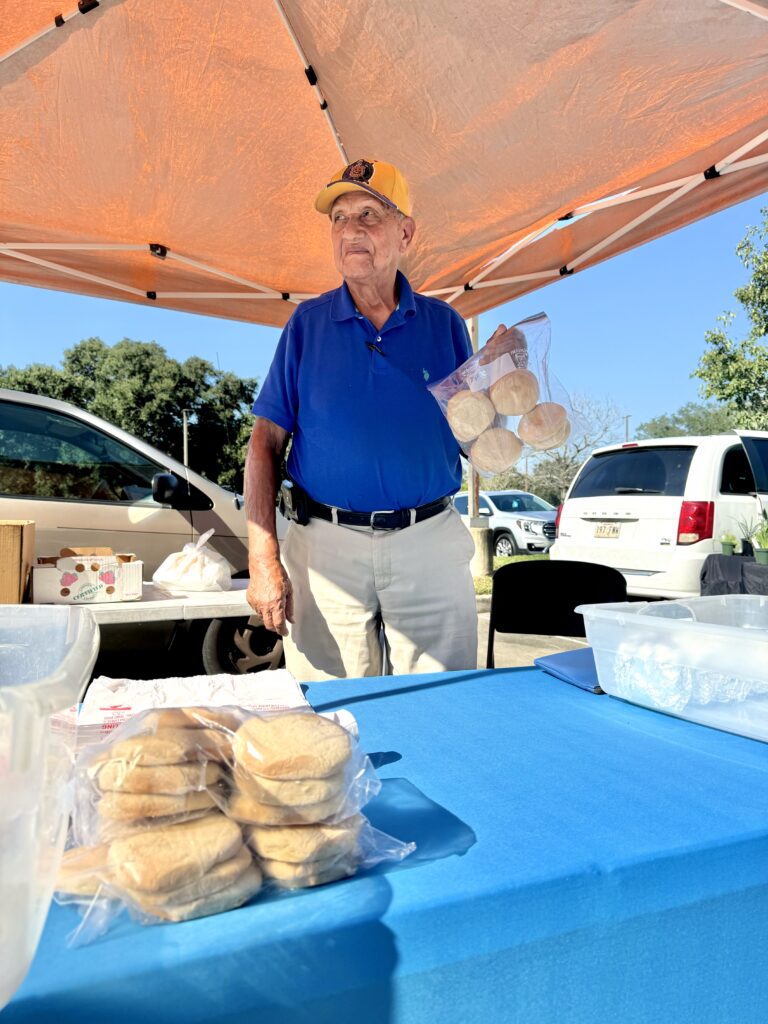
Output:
[0, 388, 287, 671]
[550, 431, 768, 598]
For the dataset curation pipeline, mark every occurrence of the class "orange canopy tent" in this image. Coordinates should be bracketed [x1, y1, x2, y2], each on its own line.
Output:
[1, 0, 767, 330]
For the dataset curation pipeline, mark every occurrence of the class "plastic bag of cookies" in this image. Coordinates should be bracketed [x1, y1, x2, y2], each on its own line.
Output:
[57, 705, 414, 939]
[427, 312, 578, 476]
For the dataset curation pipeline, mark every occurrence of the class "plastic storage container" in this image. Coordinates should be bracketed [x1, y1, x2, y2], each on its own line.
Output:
[0, 605, 99, 1010]
[577, 595, 768, 742]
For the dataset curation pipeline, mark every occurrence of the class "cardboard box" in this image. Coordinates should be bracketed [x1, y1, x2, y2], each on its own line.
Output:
[31, 547, 143, 604]
[0, 520, 36, 603]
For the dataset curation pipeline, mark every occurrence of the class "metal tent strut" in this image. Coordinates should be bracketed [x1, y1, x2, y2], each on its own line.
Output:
[2, 139, 766, 312]
[0, 243, 308, 305]
[0, 0, 106, 67]
[272, 0, 348, 164]
[717, 0, 768, 22]
[436, 130, 768, 306]
[1, 135, 766, 314]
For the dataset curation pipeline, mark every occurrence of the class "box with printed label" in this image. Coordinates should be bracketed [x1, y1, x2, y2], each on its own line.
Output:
[31, 547, 143, 604]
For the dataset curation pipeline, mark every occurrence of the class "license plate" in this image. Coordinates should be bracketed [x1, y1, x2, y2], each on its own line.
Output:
[594, 522, 621, 539]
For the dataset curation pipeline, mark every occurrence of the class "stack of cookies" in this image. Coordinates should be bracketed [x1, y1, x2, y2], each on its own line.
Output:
[245, 815, 363, 889]
[107, 813, 261, 922]
[90, 721, 227, 832]
[58, 706, 373, 923]
[229, 712, 363, 888]
[58, 713, 262, 921]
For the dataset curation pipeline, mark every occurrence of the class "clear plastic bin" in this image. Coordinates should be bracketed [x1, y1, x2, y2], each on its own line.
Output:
[0, 605, 99, 1010]
[577, 595, 768, 742]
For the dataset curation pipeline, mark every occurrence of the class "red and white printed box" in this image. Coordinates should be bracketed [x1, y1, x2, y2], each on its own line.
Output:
[31, 547, 143, 604]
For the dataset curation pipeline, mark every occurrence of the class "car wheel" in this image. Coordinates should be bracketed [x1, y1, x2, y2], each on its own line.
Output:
[494, 531, 518, 557]
[201, 616, 285, 674]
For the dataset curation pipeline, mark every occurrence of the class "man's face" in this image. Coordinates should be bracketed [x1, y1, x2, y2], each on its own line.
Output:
[330, 191, 414, 286]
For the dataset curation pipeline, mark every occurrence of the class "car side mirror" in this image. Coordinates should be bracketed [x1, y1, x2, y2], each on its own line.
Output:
[151, 472, 214, 512]
[480, 508, 491, 516]
[152, 472, 179, 505]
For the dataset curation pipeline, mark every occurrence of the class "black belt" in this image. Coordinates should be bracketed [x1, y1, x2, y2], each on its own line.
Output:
[306, 496, 451, 531]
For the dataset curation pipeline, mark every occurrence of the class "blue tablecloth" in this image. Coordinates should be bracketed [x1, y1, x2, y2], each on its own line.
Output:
[8, 667, 768, 1024]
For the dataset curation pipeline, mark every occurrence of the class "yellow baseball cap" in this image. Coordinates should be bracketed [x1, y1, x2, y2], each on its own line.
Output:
[314, 159, 412, 216]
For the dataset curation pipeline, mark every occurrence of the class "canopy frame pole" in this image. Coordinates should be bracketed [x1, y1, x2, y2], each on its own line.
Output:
[569, 124, 768, 272]
[0, 243, 144, 252]
[568, 177, 703, 272]
[717, 0, 768, 21]
[165, 251, 286, 298]
[0, 248, 146, 297]
[437, 137, 768, 305]
[424, 270, 558, 297]
[273, 0, 348, 163]
[568, 176, 699, 217]
[0, 1, 107, 66]
[0, 242, 314, 304]
[718, 124, 768, 169]
[152, 291, 315, 301]
[563, 150, 768, 220]
[443, 219, 560, 305]
[721, 151, 768, 174]
[466, 271, 561, 291]
[2, 131, 765, 315]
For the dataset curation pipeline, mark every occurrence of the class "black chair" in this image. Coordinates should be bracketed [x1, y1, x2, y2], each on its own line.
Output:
[486, 559, 628, 668]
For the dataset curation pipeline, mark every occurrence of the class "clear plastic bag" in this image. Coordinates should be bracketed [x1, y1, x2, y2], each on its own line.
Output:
[428, 312, 579, 476]
[56, 705, 415, 940]
[151, 529, 233, 593]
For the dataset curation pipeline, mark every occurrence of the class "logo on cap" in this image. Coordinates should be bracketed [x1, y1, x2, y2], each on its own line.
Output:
[342, 159, 374, 183]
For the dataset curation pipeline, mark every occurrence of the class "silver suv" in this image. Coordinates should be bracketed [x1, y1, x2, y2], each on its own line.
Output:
[453, 489, 557, 556]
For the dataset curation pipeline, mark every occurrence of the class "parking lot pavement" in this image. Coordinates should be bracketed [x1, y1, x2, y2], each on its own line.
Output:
[476, 611, 588, 669]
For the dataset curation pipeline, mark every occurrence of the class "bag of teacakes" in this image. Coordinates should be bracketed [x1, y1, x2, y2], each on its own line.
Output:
[57, 705, 414, 939]
[427, 312, 582, 476]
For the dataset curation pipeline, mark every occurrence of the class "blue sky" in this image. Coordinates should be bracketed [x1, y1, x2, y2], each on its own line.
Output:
[1, 192, 765, 436]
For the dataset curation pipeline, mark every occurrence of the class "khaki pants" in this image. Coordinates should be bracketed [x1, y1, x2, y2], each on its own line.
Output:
[282, 507, 477, 682]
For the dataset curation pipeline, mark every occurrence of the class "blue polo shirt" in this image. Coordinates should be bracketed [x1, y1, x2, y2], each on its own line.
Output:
[252, 271, 471, 511]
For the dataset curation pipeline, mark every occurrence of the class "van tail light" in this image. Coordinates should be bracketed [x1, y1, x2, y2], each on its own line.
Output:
[555, 503, 563, 537]
[677, 500, 714, 545]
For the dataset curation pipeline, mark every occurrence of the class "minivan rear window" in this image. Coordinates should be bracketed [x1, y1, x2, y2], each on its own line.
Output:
[740, 436, 768, 493]
[569, 446, 695, 499]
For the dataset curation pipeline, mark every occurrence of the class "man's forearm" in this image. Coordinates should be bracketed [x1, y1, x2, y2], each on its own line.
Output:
[245, 421, 287, 565]
[244, 419, 294, 633]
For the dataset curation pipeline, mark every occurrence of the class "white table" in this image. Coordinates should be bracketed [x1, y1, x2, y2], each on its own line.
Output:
[80, 579, 254, 625]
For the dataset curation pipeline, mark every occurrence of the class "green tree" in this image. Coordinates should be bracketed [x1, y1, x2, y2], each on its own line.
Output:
[635, 401, 736, 439]
[694, 208, 768, 428]
[0, 338, 258, 489]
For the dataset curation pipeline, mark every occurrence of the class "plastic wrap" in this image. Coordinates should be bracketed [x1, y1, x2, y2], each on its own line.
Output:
[152, 529, 233, 593]
[428, 312, 579, 476]
[56, 705, 415, 939]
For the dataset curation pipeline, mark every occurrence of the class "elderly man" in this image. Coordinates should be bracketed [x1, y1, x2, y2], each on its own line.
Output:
[245, 158, 517, 682]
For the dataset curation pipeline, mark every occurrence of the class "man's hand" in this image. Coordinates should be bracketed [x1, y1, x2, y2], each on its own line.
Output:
[478, 323, 528, 367]
[247, 557, 295, 637]
[244, 418, 293, 636]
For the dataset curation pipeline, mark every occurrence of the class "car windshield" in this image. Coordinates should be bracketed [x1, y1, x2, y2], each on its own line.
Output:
[488, 493, 554, 513]
[570, 446, 695, 498]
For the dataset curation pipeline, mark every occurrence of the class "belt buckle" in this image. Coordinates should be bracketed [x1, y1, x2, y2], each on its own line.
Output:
[370, 508, 395, 530]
